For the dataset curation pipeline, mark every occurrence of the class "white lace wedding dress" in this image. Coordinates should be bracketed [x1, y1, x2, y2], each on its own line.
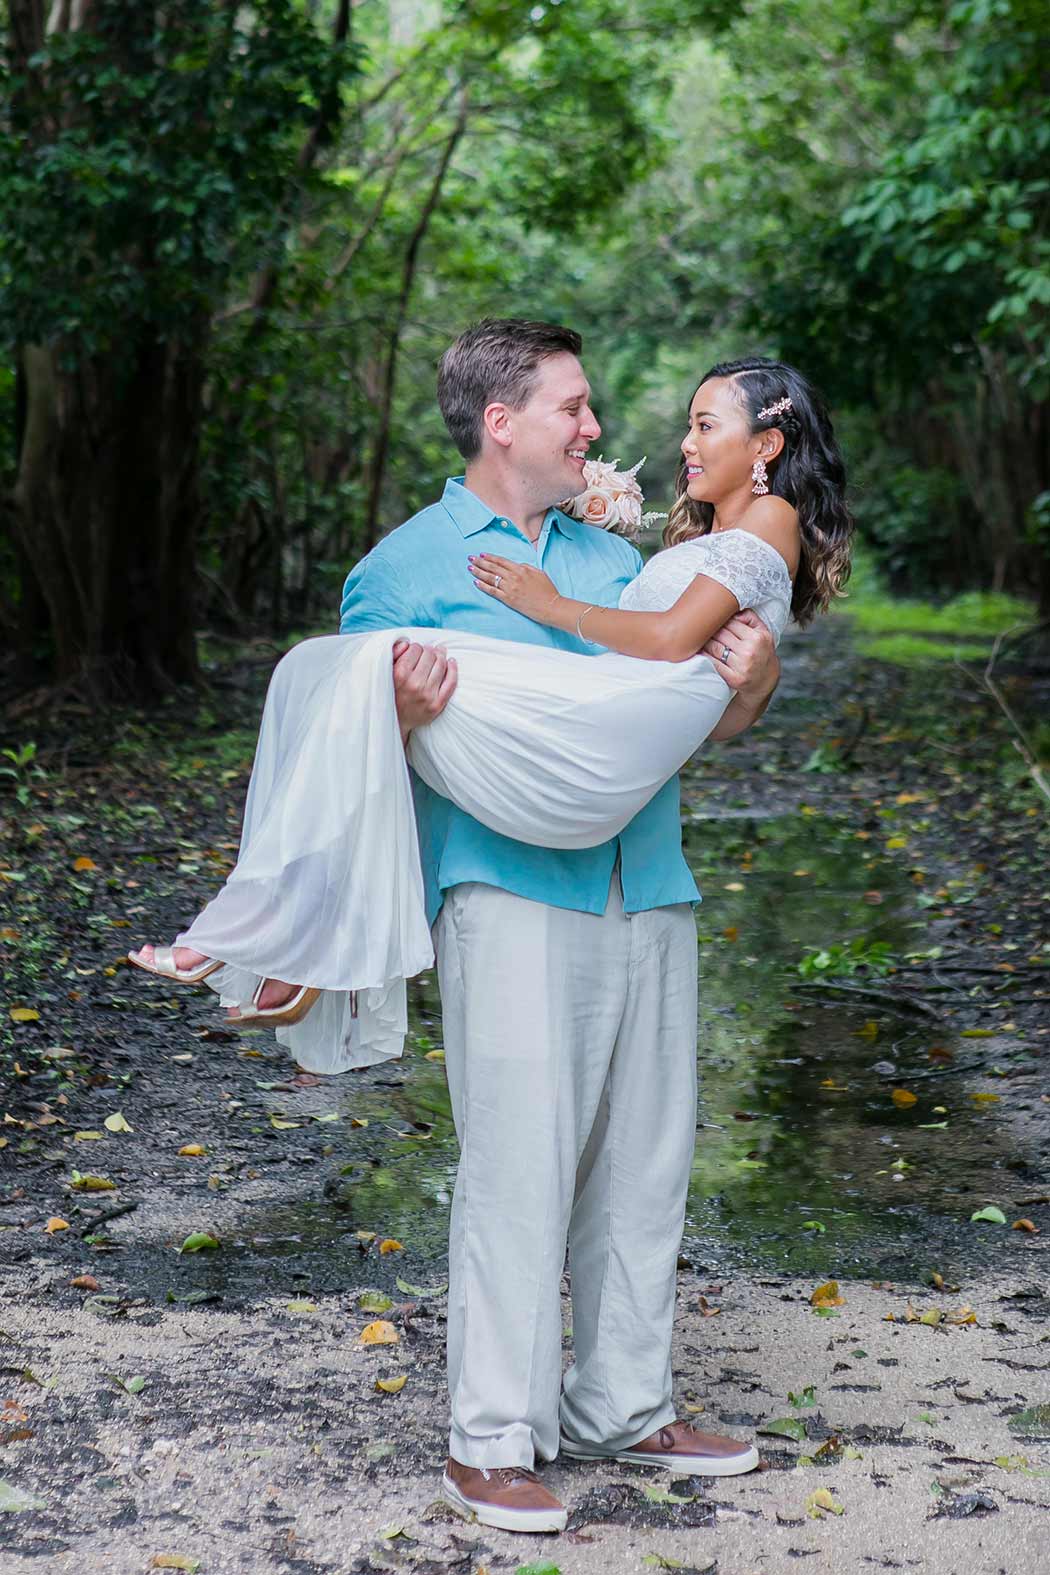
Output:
[182, 530, 791, 1074]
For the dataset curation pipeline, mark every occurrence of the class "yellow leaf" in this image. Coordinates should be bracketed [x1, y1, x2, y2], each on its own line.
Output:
[178, 1144, 206, 1157]
[72, 856, 98, 872]
[9, 1007, 40, 1023]
[971, 1092, 1000, 1105]
[919, 1308, 942, 1326]
[74, 1131, 103, 1141]
[355, 1230, 376, 1243]
[856, 1020, 879, 1040]
[360, 1320, 399, 1346]
[896, 792, 923, 805]
[375, 1375, 407, 1394]
[44, 1217, 70, 1234]
[104, 1112, 133, 1133]
[350, 1117, 369, 1128]
[947, 1305, 978, 1325]
[811, 1281, 845, 1308]
[69, 1172, 116, 1191]
[806, 1487, 845, 1518]
[270, 1116, 300, 1129]
[722, 925, 739, 942]
[378, 1238, 404, 1254]
[424, 1050, 445, 1063]
[820, 1079, 850, 1090]
[891, 1089, 917, 1108]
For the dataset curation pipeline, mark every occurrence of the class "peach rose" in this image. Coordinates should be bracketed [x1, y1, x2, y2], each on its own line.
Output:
[577, 486, 616, 527]
[614, 492, 643, 532]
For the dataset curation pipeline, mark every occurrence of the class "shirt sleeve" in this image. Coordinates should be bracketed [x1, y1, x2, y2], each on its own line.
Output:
[338, 550, 418, 634]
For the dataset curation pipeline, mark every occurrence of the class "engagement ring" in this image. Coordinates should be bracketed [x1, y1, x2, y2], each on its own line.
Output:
[494, 575, 502, 589]
[721, 644, 731, 664]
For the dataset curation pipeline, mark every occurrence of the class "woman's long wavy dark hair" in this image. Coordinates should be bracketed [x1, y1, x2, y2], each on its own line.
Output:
[664, 357, 854, 626]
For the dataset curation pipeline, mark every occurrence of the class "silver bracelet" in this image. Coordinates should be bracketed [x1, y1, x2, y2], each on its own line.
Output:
[576, 604, 599, 644]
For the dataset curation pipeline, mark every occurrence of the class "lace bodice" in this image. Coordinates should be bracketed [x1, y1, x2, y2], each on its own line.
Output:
[618, 530, 792, 644]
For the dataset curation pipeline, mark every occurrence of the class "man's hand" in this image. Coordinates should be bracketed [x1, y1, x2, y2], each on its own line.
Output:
[703, 609, 780, 741]
[392, 640, 458, 744]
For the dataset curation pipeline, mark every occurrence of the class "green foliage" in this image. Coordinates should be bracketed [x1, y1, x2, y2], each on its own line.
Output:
[797, 939, 896, 979]
[0, 0, 359, 356]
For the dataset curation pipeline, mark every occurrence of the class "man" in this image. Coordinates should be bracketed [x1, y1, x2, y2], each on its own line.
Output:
[339, 320, 778, 1534]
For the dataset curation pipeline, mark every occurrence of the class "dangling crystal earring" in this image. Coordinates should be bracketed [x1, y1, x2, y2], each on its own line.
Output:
[751, 457, 768, 496]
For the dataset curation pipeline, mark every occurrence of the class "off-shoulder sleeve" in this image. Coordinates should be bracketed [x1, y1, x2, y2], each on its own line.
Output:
[691, 532, 791, 608]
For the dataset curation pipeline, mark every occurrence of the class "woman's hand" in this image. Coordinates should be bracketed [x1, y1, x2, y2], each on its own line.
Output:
[705, 609, 781, 741]
[470, 553, 564, 626]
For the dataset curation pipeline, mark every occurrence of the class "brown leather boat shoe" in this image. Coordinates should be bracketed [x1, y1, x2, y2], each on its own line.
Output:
[561, 1419, 759, 1476]
[441, 1455, 568, 1533]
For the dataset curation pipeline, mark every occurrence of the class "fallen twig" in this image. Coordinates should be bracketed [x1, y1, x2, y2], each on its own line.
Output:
[79, 1201, 139, 1236]
[793, 980, 941, 1017]
[956, 627, 1050, 807]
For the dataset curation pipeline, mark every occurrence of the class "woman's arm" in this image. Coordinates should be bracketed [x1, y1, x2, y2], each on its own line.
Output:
[471, 554, 740, 663]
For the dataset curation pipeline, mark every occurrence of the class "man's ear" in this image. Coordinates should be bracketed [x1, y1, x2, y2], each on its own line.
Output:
[482, 401, 513, 449]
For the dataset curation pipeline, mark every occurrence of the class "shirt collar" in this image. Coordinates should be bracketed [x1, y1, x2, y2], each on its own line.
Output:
[440, 477, 579, 540]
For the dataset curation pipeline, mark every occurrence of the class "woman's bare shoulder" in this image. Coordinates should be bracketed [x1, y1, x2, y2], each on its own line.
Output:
[736, 496, 799, 575]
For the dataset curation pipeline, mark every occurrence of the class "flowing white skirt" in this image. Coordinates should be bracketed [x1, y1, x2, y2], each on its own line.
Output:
[180, 629, 731, 1074]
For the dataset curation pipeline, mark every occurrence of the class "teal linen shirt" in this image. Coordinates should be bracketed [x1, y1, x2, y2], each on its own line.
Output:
[338, 478, 700, 924]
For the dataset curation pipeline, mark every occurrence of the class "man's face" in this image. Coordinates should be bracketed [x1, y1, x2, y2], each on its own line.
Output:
[499, 353, 602, 504]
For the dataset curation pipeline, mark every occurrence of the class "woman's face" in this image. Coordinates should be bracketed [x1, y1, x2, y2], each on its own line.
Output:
[680, 377, 758, 504]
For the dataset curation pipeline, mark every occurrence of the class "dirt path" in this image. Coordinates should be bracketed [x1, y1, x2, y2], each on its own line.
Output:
[1, 613, 1048, 1573]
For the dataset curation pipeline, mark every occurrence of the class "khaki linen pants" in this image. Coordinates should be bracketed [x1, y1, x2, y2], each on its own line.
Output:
[434, 875, 699, 1470]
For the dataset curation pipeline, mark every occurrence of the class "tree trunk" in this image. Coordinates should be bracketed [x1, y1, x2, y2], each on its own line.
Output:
[12, 333, 204, 699]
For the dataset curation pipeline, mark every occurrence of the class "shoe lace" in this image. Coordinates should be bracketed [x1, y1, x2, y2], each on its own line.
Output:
[486, 1465, 542, 1487]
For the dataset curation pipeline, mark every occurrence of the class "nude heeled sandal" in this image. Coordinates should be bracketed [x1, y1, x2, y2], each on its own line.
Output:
[128, 946, 222, 984]
[226, 981, 322, 1028]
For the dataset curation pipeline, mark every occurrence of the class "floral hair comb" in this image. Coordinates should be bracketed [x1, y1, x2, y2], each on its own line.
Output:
[757, 396, 792, 421]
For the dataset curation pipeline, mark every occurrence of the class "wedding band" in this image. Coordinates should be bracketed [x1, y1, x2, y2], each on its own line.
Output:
[494, 575, 502, 589]
[721, 644, 731, 664]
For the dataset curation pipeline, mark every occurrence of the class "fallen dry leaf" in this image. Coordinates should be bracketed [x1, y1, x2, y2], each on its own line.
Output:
[378, 1238, 404, 1255]
[72, 856, 98, 872]
[44, 1217, 69, 1234]
[1012, 1219, 1039, 1234]
[891, 1089, 917, 1108]
[360, 1321, 399, 1347]
[375, 1375, 407, 1394]
[178, 1144, 206, 1158]
[811, 1281, 845, 1308]
[9, 1007, 40, 1023]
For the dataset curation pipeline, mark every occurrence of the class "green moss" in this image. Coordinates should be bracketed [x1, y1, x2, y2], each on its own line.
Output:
[839, 547, 1032, 640]
[857, 633, 994, 666]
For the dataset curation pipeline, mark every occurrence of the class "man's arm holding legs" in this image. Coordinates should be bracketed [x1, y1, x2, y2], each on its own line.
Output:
[340, 551, 457, 741]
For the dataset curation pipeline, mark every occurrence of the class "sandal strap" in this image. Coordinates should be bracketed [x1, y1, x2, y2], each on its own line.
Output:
[153, 946, 177, 974]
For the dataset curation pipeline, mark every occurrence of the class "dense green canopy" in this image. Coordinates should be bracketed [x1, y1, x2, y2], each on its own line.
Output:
[1, 0, 1047, 695]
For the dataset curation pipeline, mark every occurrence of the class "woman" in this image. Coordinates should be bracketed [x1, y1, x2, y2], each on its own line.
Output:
[131, 358, 852, 1075]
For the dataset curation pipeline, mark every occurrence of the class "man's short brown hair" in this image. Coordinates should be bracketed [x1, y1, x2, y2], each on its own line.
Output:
[437, 318, 583, 461]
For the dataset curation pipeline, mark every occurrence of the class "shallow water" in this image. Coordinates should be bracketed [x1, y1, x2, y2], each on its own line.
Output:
[217, 803, 1035, 1289]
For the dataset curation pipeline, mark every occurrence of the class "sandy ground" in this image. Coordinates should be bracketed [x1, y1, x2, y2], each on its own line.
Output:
[1, 1259, 1048, 1575]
